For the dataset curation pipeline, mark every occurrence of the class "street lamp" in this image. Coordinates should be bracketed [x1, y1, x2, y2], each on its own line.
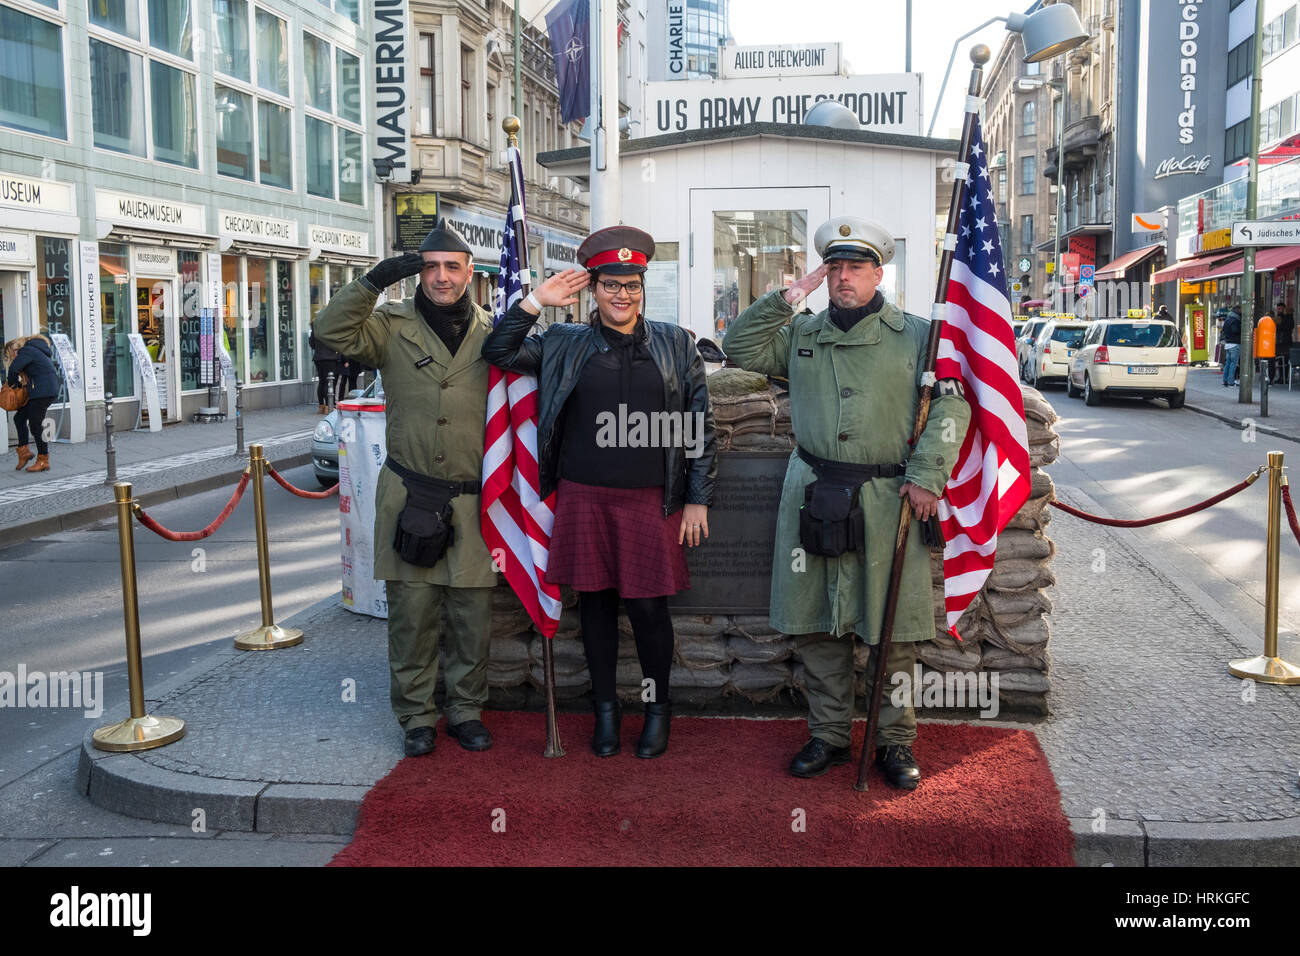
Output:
[926, 3, 1088, 136]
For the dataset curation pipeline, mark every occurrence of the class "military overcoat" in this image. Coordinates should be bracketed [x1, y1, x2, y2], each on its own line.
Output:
[721, 290, 970, 642]
[312, 278, 497, 587]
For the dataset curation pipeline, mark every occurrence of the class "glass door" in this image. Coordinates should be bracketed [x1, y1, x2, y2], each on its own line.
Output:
[135, 277, 179, 422]
[689, 187, 831, 343]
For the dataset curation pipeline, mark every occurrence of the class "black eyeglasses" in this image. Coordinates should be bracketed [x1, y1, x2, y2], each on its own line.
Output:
[598, 279, 643, 294]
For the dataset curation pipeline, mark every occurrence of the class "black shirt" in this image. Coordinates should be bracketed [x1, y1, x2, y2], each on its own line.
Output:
[558, 318, 667, 488]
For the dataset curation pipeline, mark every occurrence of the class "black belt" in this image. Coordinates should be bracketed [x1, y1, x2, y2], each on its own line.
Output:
[384, 456, 481, 495]
[797, 445, 906, 480]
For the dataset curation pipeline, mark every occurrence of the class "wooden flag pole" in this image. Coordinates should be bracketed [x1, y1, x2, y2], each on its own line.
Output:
[854, 45, 989, 792]
[504, 115, 565, 758]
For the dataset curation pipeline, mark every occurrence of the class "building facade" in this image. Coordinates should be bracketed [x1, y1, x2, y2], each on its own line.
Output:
[1, 0, 379, 440]
[645, 0, 730, 81]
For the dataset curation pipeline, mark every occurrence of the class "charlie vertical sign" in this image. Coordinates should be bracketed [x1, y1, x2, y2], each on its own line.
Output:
[372, 0, 413, 183]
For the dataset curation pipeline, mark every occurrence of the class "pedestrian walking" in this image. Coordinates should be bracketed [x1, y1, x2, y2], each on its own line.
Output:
[1221, 307, 1242, 386]
[312, 219, 498, 758]
[308, 323, 340, 414]
[3, 335, 60, 473]
[722, 217, 970, 789]
[482, 226, 718, 759]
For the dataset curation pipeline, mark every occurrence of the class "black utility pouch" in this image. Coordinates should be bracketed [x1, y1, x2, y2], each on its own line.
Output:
[799, 478, 866, 557]
[919, 513, 946, 550]
[393, 484, 456, 568]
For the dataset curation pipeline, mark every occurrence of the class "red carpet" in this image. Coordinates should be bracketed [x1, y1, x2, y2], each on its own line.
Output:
[330, 713, 1074, 866]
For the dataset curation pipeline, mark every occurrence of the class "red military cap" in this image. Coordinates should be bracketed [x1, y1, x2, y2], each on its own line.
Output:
[577, 225, 656, 275]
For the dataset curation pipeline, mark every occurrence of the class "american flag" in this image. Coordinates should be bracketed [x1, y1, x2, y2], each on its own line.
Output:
[481, 144, 563, 637]
[933, 114, 1032, 636]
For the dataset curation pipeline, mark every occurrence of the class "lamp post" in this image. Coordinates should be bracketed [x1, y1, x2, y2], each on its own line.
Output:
[1240, 0, 1266, 404]
[1053, 71, 1067, 312]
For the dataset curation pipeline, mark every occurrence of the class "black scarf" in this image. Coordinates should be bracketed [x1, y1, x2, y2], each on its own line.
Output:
[828, 291, 885, 333]
[414, 287, 474, 356]
[598, 316, 645, 405]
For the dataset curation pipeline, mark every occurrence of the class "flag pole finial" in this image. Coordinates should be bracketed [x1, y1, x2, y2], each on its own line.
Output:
[970, 44, 991, 66]
[503, 114, 521, 146]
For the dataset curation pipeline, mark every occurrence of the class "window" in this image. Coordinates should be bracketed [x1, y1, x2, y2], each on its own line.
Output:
[418, 33, 435, 135]
[316, 0, 359, 25]
[1021, 155, 1036, 194]
[1022, 100, 1036, 136]
[1227, 36, 1255, 87]
[1225, 117, 1249, 164]
[0, 5, 68, 139]
[1021, 215, 1034, 255]
[213, 6, 291, 188]
[255, 9, 288, 96]
[100, 243, 135, 399]
[460, 46, 472, 140]
[1024, 59, 1041, 77]
[302, 30, 365, 203]
[214, 0, 249, 80]
[89, 0, 197, 167]
[1263, 6, 1297, 59]
[37, 236, 75, 346]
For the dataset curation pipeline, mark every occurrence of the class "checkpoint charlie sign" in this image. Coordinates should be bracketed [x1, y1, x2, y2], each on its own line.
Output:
[645, 74, 921, 136]
[719, 42, 841, 79]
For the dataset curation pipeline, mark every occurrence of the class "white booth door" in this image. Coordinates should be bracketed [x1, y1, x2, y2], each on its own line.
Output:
[689, 186, 831, 343]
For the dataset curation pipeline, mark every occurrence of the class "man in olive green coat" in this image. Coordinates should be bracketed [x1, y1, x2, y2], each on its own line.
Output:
[313, 221, 498, 757]
[722, 216, 970, 788]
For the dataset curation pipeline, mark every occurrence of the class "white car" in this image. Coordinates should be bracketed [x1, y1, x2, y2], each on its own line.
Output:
[1065, 318, 1187, 408]
[1027, 319, 1090, 388]
[1017, 318, 1050, 381]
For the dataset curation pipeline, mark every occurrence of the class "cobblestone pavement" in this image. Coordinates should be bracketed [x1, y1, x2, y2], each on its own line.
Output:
[1040, 485, 1300, 825]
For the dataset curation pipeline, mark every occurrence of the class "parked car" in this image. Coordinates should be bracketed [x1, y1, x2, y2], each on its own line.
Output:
[1027, 319, 1090, 388]
[1066, 318, 1187, 408]
[1016, 318, 1050, 381]
[312, 376, 383, 487]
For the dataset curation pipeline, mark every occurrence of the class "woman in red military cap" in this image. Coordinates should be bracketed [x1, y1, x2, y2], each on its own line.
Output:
[482, 226, 716, 758]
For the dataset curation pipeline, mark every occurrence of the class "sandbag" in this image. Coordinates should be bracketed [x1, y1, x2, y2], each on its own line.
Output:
[988, 558, 1055, 592]
[993, 668, 1050, 694]
[675, 633, 730, 669]
[707, 369, 771, 398]
[917, 641, 982, 672]
[731, 615, 783, 641]
[982, 645, 1049, 672]
[673, 613, 730, 638]
[726, 633, 793, 664]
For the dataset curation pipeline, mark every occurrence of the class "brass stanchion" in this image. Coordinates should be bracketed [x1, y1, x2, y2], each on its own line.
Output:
[92, 483, 186, 751]
[234, 443, 304, 650]
[1229, 450, 1300, 684]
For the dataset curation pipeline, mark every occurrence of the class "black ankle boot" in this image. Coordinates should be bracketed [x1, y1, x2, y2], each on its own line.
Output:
[592, 700, 621, 757]
[636, 702, 671, 759]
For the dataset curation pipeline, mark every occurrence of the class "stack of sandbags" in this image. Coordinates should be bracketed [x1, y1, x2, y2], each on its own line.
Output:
[724, 617, 794, 701]
[527, 632, 590, 699]
[708, 369, 795, 451]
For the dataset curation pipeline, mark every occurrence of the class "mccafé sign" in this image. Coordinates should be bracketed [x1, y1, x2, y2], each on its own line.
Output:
[1202, 228, 1232, 252]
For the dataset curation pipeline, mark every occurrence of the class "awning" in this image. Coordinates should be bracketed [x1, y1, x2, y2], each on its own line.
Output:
[1095, 244, 1162, 279]
[224, 240, 310, 260]
[1150, 253, 1238, 285]
[95, 221, 219, 250]
[1188, 246, 1300, 282]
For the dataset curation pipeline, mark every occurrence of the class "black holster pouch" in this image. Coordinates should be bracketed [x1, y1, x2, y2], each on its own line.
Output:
[796, 446, 906, 558]
[385, 457, 480, 568]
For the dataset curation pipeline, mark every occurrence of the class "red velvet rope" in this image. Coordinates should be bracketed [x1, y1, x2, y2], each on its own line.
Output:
[1283, 484, 1300, 550]
[133, 472, 251, 542]
[266, 463, 338, 499]
[1049, 469, 1264, 528]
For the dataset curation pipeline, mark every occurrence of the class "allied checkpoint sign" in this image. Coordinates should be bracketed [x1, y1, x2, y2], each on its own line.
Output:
[643, 74, 922, 136]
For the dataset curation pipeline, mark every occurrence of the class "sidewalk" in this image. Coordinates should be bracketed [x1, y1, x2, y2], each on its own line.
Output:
[70, 479, 1300, 866]
[1184, 364, 1300, 442]
[1, 403, 324, 550]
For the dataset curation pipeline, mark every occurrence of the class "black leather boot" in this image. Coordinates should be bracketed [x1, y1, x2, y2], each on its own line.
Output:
[789, 737, 850, 778]
[636, 702, 671, 759]
[875, 744, 922, 790]
[592, 700, 621, 757]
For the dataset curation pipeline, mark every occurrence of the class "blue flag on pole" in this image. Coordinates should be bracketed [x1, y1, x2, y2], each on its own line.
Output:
[546, 0, 590, 125]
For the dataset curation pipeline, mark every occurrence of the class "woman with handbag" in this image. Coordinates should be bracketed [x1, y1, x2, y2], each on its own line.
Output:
[3, 334, 60, 472]
[482, 226, 717, 759]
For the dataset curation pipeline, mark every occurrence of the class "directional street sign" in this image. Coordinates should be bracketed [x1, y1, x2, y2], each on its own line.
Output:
[1232, 221, 1300, 246]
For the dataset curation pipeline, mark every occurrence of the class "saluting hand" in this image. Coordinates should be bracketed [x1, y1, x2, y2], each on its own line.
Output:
[527, 268, 590, 312]
[783, 263, 830, 306]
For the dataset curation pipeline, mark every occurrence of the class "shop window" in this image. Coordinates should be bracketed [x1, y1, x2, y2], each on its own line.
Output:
[213, 0, 249, 80]
[99, 244, 135, 400]
[178, 250, 201, 390]
[276, 261, 295, 381]
[221, 254, 246, 382]
[246, 257, 273, 383]
[0, 5, 68, 140]
[37, 237, 75, 346]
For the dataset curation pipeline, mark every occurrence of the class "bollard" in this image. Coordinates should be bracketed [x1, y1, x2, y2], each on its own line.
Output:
[92, 483, 186, 751]
[234, 444, 305, 650]
[103, 392, 117, 486]
[1229, 451, 1300, 684]
[234, 378, 245, 456]
[1261, 359, 1270, 418]
[326, 369, 336, 411]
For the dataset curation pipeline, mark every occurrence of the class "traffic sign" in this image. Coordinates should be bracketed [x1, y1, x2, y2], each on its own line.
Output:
[1045, 262, 1054, 274]
[1232, 221, 1300, 246]
[1079, 263, 1094, 288]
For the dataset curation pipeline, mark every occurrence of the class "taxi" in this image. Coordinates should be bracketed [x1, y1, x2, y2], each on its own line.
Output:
[1065, 314, 1187, 408]
[1027, 317, 1090, 388]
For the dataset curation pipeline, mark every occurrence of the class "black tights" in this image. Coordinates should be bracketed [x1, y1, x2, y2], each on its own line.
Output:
[14, 396, 53, 454]
[579, 589, 674, 704]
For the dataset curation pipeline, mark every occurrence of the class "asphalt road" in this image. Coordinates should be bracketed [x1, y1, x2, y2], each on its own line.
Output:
[0, 463, 347, 866]
[1043, 381, 1300, 657]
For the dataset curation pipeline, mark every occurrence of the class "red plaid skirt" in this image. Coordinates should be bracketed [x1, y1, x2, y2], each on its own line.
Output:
[545, 479, 690, 597]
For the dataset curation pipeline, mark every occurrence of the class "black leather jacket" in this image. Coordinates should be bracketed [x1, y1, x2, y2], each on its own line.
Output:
[482, 304, 717, 515]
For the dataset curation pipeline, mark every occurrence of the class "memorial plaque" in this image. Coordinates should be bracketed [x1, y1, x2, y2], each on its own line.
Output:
[669, 451, 789, 614]
[394, 193, 439, 251]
